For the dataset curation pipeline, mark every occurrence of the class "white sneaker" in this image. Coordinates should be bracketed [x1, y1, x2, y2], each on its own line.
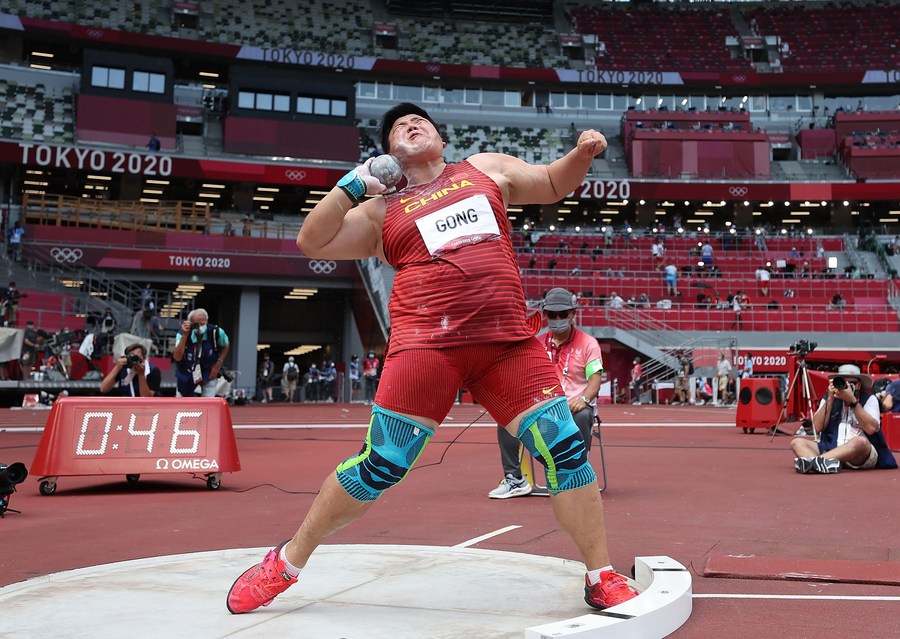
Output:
[488, 474, 532, 499]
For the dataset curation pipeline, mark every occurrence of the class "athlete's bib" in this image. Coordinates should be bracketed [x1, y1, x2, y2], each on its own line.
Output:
[414, 193, 501, 257]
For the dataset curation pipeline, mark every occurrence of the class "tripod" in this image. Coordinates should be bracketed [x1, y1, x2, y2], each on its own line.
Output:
[769, 357, 817, 441]
[0, 493, 21, 517]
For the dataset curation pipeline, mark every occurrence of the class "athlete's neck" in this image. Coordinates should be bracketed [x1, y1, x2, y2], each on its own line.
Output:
[403, 157, 447, 187]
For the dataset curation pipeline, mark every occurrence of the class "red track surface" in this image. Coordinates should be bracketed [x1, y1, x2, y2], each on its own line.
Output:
[2, 403, 898, 638]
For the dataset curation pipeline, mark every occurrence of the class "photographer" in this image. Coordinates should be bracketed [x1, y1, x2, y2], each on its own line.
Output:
[877, 379, 900, 413]
[99, 343, 160, 397]
[791, 364, 897, 474]
[172, 308, 230, 398]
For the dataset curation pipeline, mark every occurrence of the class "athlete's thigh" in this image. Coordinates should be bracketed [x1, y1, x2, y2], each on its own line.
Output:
[467, 339, 563, 427]
[376, 348, 462, 424]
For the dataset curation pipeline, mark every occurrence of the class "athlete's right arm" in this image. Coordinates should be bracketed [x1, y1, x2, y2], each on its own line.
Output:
[296, 161, 388, 260]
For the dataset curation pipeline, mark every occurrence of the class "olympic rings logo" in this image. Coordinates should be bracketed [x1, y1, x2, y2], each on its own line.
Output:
[50, 247, 84, 263]
[732, 75, 747, 83]
[426, 64, 441, 73]
[729, 186, 749, 197]
[309, 260, 337, 274]
[285, 169, 307, 181]
[86, 28, 104, 38]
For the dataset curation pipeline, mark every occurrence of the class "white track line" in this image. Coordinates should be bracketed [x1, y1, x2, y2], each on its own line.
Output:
[454, 525, 522, 548]
[231, 422, 737, 429]
[0, 422, 738, 434]
[694, 594, 900, 601]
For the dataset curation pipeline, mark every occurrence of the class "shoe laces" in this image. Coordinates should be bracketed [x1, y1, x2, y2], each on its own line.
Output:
[249, 550, 292, 598]
[599, 571, 635, 600]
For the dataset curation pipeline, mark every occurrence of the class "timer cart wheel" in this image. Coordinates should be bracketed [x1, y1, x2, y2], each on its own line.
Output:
[205, 473, 222, 490]
[126, 474, 141, 483]
[742, 427, 756, 434]
[39, 477, 58, 495]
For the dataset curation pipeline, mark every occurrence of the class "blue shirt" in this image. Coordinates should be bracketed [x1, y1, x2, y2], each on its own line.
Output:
[886, 380, 900, 413]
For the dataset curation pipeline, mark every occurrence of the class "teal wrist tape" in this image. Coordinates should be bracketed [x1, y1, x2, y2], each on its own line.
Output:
[337, 169, 366, 203]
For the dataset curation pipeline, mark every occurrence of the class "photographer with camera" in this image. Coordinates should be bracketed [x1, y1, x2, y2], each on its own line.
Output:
[791, 364, 897, 474]
[876, 379, 900, 413]
[173, 308, 230, 398]
[99, 342, 160, 397]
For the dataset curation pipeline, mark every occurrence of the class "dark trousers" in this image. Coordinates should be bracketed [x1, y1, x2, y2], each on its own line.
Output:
[364, 375, 378, 402]
[498, 405, 594, 477]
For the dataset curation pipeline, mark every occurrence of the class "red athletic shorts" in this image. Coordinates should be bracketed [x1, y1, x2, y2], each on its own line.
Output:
[375, 338, 564, 426]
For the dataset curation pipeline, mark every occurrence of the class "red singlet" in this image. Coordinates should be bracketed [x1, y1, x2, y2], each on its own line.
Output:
[381, 160, 532, 352]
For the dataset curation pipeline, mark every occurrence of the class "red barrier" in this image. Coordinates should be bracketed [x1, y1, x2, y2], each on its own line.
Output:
[30, 396, 240, 494]
[883, 413, 900, 452]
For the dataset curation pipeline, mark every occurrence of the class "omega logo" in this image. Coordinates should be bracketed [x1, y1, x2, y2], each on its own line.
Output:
[308, 260, 337, 274]
[50, 247, 84, 263]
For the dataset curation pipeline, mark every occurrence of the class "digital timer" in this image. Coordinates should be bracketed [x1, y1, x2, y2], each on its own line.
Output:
[31, 397, 241, 494]
[74, 410, 204, 457]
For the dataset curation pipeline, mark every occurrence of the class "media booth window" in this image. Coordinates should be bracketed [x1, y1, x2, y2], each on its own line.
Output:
[297, 96, 313, 114]
[237, 91, 291, 112]
[255, 93, 274, 110]
[132, 71, 166, 94]
[424, 86, 440, 103]
[296, 96, 346, 117]
[91, 66, 126, 90]
[238, 91, 255, 109]
[273, 94, 290, 112]
[358, 82, 376, 98]
[314, 98, 331, 115]
[482, 89, 504, 107]
[395, 85, 422, 102]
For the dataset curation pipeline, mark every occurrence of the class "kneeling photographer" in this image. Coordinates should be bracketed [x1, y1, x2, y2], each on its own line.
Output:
[99, 342, 161, 397]
[790, 363, 897, 474]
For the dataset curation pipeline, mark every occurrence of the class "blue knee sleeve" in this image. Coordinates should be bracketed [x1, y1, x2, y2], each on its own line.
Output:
[517, 396, 596, 494]
[335, 404, 434, 501]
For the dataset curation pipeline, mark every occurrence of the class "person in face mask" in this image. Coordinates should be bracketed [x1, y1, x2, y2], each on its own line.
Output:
[172, 307, 230, 397]
[488, 287, 604, 499]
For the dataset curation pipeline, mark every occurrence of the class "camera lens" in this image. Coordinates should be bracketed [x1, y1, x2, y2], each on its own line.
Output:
[832, 376, 847, 390]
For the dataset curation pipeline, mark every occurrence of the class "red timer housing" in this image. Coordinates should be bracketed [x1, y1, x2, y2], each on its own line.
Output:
[31, 396, 241, 494]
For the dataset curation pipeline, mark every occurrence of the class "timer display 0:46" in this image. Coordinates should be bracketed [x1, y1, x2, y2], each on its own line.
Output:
[74, 409, 205, 458]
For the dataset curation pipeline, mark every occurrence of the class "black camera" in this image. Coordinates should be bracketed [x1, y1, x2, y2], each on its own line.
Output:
[0, 462, 28, 488]
[788, 339, 817, 357]
[190, 322, 200, 331]
[220, 368, 235, 383]
[832, 376, 848, 390]
[127, 354, 143, 366]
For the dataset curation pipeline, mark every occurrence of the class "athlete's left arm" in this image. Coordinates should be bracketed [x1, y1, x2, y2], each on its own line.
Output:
[470, 130, 606, 205]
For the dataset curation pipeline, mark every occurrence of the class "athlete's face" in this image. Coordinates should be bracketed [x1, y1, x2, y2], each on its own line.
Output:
[388, 114, 443, 160]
